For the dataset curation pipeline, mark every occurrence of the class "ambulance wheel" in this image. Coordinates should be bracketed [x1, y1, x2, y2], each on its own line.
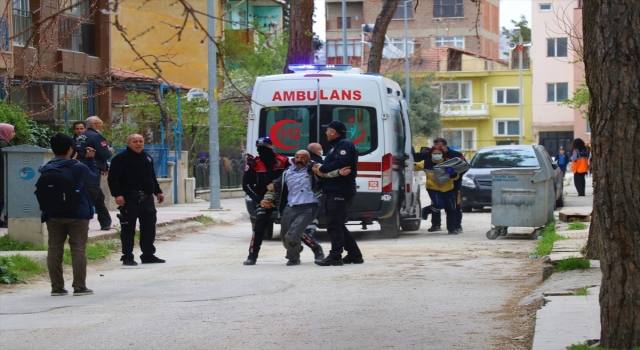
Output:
[400, 199, 421, 232]
[380, 210, 400, 239]
[250, 217, 274, 240]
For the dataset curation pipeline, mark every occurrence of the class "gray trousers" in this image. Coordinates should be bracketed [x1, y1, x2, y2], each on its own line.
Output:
[280, 203, 319, 262]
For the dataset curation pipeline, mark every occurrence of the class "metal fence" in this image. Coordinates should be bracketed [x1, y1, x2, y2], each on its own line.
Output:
[193, 157, 245, 190]
[115, 146, 169, 178]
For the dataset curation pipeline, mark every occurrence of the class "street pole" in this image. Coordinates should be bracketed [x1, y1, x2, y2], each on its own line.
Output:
[518, 33, 524, 145]
[403, 0, 410, 106]
[342, 0, 348, 64]
[207, 0, 221, 209]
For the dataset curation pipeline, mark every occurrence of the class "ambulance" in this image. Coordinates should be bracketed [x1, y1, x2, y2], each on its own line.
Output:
[245, 64, 422, 239]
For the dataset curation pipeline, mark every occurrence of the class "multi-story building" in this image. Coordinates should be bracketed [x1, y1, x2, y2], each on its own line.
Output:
[325, 0, 500, 67]
[531, 0, 587, 156]
[1, 0, 111, 124]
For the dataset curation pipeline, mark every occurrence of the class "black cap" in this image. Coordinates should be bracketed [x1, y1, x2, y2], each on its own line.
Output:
[322, 120, 347, 134]
[256, 136, 273, 147]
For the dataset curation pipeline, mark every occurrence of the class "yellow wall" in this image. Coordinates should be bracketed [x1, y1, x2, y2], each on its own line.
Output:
[422, 69, 533, 159]
[111, 0, 223, 90]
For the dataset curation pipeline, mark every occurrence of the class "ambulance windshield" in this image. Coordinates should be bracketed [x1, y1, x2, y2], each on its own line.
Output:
[258, 105, 378, 156]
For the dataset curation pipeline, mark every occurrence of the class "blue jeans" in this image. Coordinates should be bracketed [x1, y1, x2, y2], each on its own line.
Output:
[425, 189, 457, 232]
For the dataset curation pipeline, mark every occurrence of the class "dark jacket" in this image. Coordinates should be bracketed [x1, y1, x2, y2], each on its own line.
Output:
[74, 128, 112, 171]
[318, 135, 358, 194]
[242, 153, 290, 205]
[309, 152, 324, 164]
[39, 158, 100, 221]
[267, 164, 322, 216]
[108, 147, 162, 197]
[0, 139, 11, 201]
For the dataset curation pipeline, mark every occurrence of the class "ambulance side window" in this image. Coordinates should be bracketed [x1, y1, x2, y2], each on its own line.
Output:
[258, 106, 317, 156]
[391, 109, 405, 154]
[319, 105, 378, 156]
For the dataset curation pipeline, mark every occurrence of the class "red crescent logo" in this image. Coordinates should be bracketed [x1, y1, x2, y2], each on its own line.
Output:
[269, 120, 300, 150]
[352, 126, 366, 144]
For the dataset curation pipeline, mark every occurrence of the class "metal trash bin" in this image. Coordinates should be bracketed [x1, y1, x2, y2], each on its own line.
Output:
[486, 155, 556, 240]
[3, 145, 53, 245]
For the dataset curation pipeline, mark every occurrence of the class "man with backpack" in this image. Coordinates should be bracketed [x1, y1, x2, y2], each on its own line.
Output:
[36, 134, 100, 296]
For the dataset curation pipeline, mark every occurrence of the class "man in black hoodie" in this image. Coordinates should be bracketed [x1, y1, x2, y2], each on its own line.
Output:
[74, 116, 113, 230]
[39, 134, 100, 296]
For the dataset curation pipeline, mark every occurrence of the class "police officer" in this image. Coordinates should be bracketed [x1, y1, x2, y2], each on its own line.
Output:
[312, 120, 363, 266]
[108, 134, 165, 266]
[74, 116, 113, 231]
[242, 136, 291, 265]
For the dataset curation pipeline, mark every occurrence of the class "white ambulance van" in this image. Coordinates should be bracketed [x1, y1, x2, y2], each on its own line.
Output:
[245, 64, 421, 238]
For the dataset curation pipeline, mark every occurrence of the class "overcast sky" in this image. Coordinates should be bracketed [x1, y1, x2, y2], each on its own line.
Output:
[312, 0, 532, 41]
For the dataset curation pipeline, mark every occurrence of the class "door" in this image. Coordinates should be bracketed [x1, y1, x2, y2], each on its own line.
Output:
[539, 131, 574, 159]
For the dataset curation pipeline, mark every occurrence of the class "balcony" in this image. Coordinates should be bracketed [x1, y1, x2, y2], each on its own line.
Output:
[12, 8, 32, 46]
[437, 58, 531, 72]
[58, 15, 95, 56]
[440, 103, 489, 117]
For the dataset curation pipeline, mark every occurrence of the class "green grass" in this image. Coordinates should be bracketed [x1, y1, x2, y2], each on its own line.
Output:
[196, 215, 216, 225]
[568, 221, 588, 230]
[63, 241, 118, 265]
[555, 257, 590, 272]
[567, 342, 640, 350]
[573, 286, 589, 296]
[534, 222, 565, 256]
[0, 255, 46, 283]
[0, 235, 47, 251]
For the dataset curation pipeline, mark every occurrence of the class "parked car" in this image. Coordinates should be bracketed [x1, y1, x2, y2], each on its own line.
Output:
[460, 145, 564, 212]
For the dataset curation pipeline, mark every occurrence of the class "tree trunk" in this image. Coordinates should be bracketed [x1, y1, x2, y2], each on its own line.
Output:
[283, 0, 315, 73]
[582, 1, 640, 348]
[366, 0, 400, 73]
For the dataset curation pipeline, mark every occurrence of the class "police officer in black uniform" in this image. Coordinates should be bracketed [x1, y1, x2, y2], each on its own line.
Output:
[312, 121, 363, 266]
[74, 116, 113, 230]
[108, 134, 165, 266]
[242, 136, 291, 265]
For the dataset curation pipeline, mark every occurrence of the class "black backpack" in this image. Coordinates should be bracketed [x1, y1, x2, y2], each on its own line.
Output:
[34, 163, 82, 213]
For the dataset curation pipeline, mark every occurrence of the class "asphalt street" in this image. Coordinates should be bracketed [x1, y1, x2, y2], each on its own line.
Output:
[0, 195, 541, 350]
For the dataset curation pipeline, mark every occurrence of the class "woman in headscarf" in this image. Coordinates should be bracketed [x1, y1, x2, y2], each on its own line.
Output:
[0, 123, 16, 227]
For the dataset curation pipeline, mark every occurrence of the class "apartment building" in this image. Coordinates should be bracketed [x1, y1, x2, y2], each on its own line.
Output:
[531, 0, 587, 156]
[1, 0, 111, 124]
[325, 0, 500, 67]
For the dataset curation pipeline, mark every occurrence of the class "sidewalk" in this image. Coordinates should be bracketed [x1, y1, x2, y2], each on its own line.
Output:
[530, 173, 602, 349]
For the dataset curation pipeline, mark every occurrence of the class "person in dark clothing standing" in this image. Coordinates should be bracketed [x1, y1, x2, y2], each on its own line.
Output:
[70, 121, 86, 159]
[74, 117, 113, 231]
[571, 138, 590, 196]
[242, 136, 291, 265]
[39, 134, 100, 296]
[108, 134, 165, 266]
[312, 120, 363, 266]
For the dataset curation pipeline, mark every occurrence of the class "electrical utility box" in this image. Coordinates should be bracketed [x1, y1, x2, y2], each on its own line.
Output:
[3, 145, 53, 245]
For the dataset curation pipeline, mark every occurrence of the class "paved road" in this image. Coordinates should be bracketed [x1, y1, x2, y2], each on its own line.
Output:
[0, 196, 541, 350]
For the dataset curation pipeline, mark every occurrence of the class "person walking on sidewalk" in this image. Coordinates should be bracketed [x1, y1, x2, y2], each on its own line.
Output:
[313, 120, 363, 266]
[38, 134, 100, 296]
[73, 116, 113, 231]
[571, 138, 590, 196]
[556, 148, 570, 178]
[242, 136, 291, 265]
[108, 134, 166, 266]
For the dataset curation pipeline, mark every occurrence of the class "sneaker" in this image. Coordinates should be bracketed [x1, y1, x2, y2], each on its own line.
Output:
[314, 256, 344, 266]
[51, 288, 68, 296]
[140, 255, 166, 264]
[448, 230, 460, 235]
[457, 227, 464, 233]
[342, 255, 364, 264]
[421, 207, 431, 220]
[73, 288, 93, 296]
[427, 226, 442, 232]
[121, 256, 138, 266]
[286, 260, 301, 266]
[243, 257, 257, 265]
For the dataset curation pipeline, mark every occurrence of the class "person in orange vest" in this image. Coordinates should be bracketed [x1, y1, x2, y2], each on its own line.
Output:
[571, 138, 590, 196]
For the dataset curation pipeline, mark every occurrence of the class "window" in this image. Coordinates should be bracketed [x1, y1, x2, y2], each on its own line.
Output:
[470, 148, 539, 168]
[0, 17, 8, 51]
[443, 129, 476, 151]
[547, 38, 568, 57]
[389, 38, 415, 55]
[547, 83, 569, 102]
[434, 0, 464, 18]
[12, 0, 32, 46]
[494, 88, 520, 105]
[494, 119, 520, 136]
[441, 82, 471, 104]
[325, 39, 362, 57]
[393, 0, 414, 19]
[586, 120, 591, 134]
[435, 36, 465, 48]
[539, 4, 552, 11]
[259, 105, 378, 156]
[337, 17, 351, 29]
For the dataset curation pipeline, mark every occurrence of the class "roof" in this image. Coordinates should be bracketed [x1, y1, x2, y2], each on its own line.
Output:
[110, 67, 194, 90]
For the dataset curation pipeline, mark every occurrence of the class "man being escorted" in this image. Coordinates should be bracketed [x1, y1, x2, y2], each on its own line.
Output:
[108, 134, 165, 266]
[313, 121, 363, 266]
[74, 116, 113, 230]
[37, 134, 100, 296]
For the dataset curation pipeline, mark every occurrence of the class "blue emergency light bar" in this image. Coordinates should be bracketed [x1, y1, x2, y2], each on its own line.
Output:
[288, 64, 352, 72]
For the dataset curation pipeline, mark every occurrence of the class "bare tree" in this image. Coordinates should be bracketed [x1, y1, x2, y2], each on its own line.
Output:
[283, 0, 314, 73]
[366, 0, 400, 73]
[582, 1, 640, 348]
